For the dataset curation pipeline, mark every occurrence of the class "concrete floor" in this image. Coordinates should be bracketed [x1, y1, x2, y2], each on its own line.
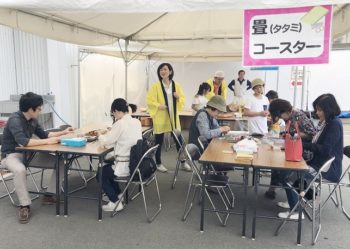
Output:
[0, 129, 350, 249]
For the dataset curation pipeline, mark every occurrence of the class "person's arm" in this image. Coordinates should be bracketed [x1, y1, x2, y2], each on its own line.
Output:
[243, 108, 268, 117]
[246, 80, 252, 90]
[192, 104, 200, 112]
[191, 96, 200, 112]
[298, 113, 316, 140]
[222, 81, 228, 100]
[26, 137, 60, 146]
[99, 122, 124, 147]
[174, 82, 185, 112]
[196, 112, 222, 140]
[48, 127, 74, 138]
[146, 83, 164, 117]
[228, 80, 235, 92]
[303, 121, 341, 157]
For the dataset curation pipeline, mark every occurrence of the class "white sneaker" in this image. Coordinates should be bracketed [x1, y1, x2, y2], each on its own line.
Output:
[102, 194, 109, 203]
[181, 161, 192, 172]
[277, 201, 290, 209]
[278, 211, 304, 220]
[102, 201, 124, 212]
[103, 194, 124, 203]
[157, 164, 168, 173]
[118, 194, 124, 203]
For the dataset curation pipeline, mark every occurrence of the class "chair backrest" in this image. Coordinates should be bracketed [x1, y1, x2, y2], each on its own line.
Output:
[344, 146, 350, 159]
[59, 124, 72, 130]
[142, 128, 155, 147]
[171, 130, 185, 149]
[184, 144, 202, 180]
[320, 157, 336, 173]
[129, 144, 159, 181]
[197, 136, 208, 152]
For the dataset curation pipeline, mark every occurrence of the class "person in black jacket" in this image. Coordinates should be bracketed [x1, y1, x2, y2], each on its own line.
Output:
[278, 93, 343, 220]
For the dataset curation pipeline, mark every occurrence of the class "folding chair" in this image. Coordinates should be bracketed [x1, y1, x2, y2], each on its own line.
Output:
[276, 157, 335, 245]
[197, 136, 235, 203]
[170, 130, 190, 189]
[0, 134, 40, 205]
[182, 144, 234, 226]
[321, 146, 350, 220]
[111, 144, 161, 223]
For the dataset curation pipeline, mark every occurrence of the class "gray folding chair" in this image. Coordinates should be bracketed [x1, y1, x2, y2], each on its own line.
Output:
[182, 144, 234, 226]
[276, 157, 335, 245]
[197, 136, 235, 204]
[112, 144, 161, 223]
[321, 146, 350, 220]
[171, 130, 190, 189]
[0, 134, 40, 206]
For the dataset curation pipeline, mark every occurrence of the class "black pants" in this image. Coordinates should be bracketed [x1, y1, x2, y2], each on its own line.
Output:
[154, 132, 182, 164]
[96, 164, 121, 203]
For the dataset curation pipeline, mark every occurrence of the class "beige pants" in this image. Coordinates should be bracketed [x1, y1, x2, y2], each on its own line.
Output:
[1, 152, 64, 206]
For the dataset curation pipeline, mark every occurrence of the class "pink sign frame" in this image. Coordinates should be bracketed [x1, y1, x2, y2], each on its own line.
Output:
[243, 5, 332, 66]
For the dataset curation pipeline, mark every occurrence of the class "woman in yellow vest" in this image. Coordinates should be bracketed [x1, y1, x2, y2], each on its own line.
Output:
[146, 63, 190, 172]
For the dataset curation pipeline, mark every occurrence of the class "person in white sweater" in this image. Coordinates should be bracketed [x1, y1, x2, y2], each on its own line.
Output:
[97, 98, 142, 212]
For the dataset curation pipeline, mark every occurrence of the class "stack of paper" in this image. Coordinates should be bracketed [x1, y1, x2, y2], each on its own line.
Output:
[233, 138, 258, 154]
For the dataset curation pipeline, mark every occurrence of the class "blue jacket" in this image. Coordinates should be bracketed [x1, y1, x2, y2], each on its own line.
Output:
[303, 118, 343, 182]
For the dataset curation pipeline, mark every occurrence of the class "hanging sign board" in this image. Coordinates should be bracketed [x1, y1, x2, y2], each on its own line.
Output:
[243, 5, 332, 66]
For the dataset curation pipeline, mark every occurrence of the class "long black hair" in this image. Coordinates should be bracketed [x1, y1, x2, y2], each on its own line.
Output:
[197, 82, 211, 95]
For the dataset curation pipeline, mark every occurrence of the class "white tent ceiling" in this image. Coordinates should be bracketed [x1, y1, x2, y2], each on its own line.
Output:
[0, 1, 350, 61]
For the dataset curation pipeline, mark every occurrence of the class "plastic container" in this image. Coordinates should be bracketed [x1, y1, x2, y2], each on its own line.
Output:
[60, 138, 87, 147]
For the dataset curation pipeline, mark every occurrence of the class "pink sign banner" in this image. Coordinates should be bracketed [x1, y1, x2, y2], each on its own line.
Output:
[243, 5, 332, 66]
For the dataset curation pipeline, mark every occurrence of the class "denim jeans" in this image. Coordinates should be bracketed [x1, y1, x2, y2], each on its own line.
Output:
[96, 164, 121, 203]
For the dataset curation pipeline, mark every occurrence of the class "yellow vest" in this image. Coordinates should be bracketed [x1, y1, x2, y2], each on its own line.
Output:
[206, 78, 228, 100]
[146, 81, 185, 134]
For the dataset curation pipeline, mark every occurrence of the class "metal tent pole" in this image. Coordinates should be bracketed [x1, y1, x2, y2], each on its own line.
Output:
[301, 66, 307, 110]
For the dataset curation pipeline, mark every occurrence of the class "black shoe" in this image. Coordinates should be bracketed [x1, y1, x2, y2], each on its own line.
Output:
[264, 190, 276, 200]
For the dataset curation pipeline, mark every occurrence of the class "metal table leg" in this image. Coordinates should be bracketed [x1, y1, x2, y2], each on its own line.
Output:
[242, 166, 249, 238]
[297, 173, 304, 245]
[200, 164, 208, 232]
[56, 153, 60, 216]
[64, 156, 69, 217]
[98, 157, 103, 221]
[252, 168, 259, 240]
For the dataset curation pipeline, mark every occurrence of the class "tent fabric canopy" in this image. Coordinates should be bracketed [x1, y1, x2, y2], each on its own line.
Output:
[0, 1, 349, 61]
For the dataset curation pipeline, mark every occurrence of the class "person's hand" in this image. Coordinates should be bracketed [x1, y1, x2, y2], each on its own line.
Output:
[228, 104, 238, 112]
[260, 111, 269, 117]
[220, 126, 230, 134]
[97, 129, 107, 137]
[47, 137, 60, 145]
[64, 127, 74, 134]
[173, 92, 179, 99]
[159, 105, 167, 110]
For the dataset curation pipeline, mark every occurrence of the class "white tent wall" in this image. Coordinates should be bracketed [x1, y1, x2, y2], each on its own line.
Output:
[47, 39, 79, 127]
[0, 25, 79, 128]
[305, 50, 350, 111]
[79, 53, 148, 126]
[0, 25, 17, 100]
